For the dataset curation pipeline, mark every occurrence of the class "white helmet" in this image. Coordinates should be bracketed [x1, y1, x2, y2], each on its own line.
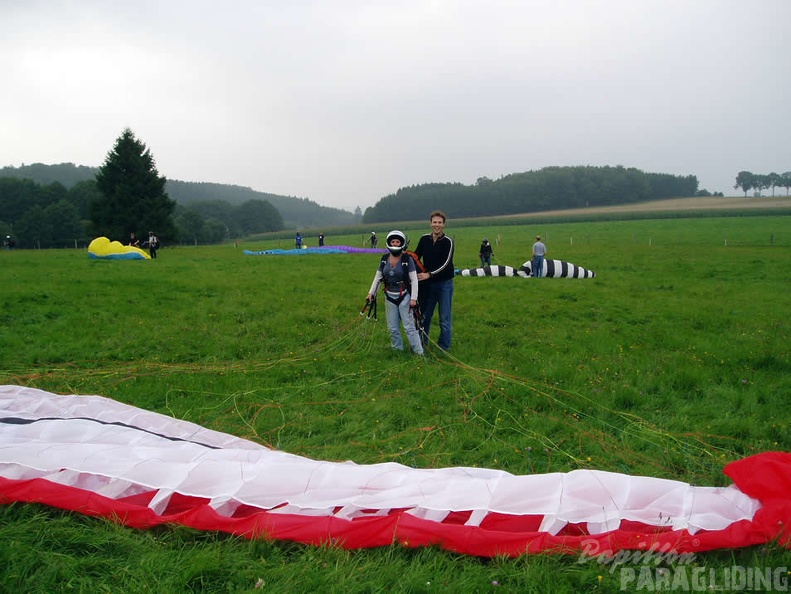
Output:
[386, 229, 407, 255]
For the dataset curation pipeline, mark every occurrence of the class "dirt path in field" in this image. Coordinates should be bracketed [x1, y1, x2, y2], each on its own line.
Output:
[523, 196, 791, 218]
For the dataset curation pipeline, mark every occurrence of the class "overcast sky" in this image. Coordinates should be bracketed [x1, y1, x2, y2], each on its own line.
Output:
[2, 1, 789, 212]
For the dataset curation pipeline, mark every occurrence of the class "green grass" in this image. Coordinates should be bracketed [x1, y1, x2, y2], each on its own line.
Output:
[1, 215, 790, 592]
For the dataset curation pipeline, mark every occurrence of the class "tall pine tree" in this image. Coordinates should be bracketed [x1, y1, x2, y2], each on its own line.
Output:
[91, 128, 176, 242]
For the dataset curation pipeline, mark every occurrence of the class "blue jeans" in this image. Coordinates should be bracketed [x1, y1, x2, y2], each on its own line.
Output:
[533, 256, 544, 278]
[384, 292, 423, 355]
[480, 255, 491, 267]
[420, 279, 453, 350]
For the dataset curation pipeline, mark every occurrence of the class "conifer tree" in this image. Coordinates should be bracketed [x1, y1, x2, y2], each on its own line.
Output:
[91, 128, 176, 242]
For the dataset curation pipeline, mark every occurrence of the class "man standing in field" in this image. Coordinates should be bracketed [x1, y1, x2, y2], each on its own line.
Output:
[148, 231, 159, 259]
[479, 238, 493, 267]
[415, 210, 455, 351]
[532, 235, 546, 278]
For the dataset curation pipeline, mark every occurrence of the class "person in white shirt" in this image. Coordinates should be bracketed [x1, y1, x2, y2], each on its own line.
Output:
[532, 235, 546, 278]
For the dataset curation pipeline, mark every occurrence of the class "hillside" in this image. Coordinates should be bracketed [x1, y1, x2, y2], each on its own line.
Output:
[502, 195, 791, 218]
[0, 163, 357, 229]
[4, 163, 787, 232]
[362, 165, 702, 224]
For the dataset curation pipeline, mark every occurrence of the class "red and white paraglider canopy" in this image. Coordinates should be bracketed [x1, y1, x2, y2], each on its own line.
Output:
[1, 385, 789, 557]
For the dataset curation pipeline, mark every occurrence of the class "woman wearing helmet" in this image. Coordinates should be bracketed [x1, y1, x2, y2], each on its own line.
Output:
[366, 230, 424, 356]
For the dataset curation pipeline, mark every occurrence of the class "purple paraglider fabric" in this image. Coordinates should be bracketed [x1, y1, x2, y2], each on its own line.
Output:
[244, 246, 387, 256]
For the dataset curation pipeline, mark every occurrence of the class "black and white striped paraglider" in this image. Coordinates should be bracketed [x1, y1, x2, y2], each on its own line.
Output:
[456, 260, 595, 279]
[456, 265, 519, 278]
[520, 259, 596, 278]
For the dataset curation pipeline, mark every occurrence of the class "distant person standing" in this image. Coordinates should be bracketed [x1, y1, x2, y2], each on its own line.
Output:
[295, 232, 303, 249]
[148, 231, 159, 259]
[318, 233, 325, 247]
[370, 231, 378, 249]
[415, 210, 455, 351]
[532, 235, 546, 278]
[479, 238, 493, 267]
[128, 232, 140, 247]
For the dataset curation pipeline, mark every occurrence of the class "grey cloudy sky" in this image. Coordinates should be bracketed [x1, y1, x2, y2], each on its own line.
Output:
[2, 0, 789, 212]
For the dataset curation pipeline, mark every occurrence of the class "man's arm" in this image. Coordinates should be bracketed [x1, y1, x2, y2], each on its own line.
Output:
[428, 236, 454, 276]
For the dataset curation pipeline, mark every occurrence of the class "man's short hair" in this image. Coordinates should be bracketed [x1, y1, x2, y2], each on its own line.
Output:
[429, 210, 446, 222]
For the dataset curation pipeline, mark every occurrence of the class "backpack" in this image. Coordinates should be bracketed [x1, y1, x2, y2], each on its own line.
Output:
[404, 250, 426, 273]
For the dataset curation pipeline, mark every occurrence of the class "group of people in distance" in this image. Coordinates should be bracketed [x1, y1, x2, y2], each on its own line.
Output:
[366, 211, 549, 356]
[294, 232, 327, 249]
[477, 235, 546, 274]
[128, 231, 160, 259]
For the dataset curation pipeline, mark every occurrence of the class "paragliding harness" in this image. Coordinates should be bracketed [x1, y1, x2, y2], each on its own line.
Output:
[378, 252, 425, 306]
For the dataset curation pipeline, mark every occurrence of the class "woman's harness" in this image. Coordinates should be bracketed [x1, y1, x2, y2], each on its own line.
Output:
[379, 253, 413, 305]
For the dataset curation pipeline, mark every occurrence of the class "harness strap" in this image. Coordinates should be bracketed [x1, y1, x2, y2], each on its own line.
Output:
[384, 287, 407, 306]
[411, 301, 425, 338]
[360, 298, 378, 320]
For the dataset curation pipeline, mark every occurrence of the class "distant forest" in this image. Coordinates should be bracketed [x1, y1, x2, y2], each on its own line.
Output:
[0, 162, 359, 230]
[0, 162, 361, 248]
[2, 161, 720, 248]
[166, 180, 358, 229]
[363, 166, 703, 223]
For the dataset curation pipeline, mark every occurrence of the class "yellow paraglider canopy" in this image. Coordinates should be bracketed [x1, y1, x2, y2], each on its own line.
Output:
[88, 237, 150, 260]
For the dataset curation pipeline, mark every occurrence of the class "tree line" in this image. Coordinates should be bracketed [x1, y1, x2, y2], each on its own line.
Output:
[5, 137, 784, 247]
[1, 163, 359, 228]
[733, 171, 791, 197]
[363, 165, 702, 224]
[0, 130, 287, 249]
[166, 180, 357, 229]
[0, 177, 99, 249]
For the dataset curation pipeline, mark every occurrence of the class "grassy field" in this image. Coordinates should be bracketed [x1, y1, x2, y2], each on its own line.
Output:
[1, 214, 790, 592]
